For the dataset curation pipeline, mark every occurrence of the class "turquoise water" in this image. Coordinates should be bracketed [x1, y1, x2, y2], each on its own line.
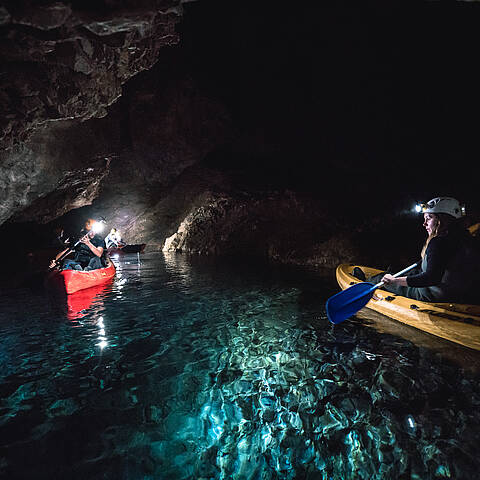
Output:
[0, 252, 479, 480]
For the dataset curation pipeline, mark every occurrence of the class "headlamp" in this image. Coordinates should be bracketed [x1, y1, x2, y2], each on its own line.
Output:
[92, 221, 105, 234]
[414, 204, 424, 213]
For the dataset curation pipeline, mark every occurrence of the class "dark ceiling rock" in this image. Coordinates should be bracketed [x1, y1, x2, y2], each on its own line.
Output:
[0, 116, 119, 225]
[0, 0, 235, 230]
[0, 54, 232, 230]
[0, 0, 183, 150]
[11, 156, 112, 225]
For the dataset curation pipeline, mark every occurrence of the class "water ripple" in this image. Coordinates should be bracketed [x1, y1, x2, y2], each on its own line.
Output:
[0, 253, 479, 479]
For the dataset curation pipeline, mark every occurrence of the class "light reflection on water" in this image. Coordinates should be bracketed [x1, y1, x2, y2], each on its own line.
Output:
[0, 252, 479, 479]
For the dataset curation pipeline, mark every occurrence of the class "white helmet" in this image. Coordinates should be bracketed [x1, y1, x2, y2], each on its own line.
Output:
[418, 197, 465, 218]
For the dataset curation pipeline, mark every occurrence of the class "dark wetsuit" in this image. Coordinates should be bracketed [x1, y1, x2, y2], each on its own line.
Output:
[63, 233, 106, 271]
[371, 231, 480, 303]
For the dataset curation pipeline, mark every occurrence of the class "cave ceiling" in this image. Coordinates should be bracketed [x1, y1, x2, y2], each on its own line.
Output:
[0, 0, 182, 149]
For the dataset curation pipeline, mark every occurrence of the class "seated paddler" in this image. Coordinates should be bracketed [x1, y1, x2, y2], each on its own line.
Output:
[49, 218, 107, 271]
[353, 197, 480, 304]
[105, 227, 126, 249]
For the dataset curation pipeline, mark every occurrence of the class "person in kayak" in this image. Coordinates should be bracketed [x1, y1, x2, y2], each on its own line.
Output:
[105, 228, 126, 249]
[354, 197, 480, 304]
[50, 218, 107, 271]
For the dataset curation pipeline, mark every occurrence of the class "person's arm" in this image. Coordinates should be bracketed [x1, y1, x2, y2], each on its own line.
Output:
[383, 237, 451, 288]
[49, 247, 71, 268]
[55, 248, 70, 260]
[81, 235, 104, 257]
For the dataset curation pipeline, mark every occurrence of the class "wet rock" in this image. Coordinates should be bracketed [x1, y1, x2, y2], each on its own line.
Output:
[317, 402, 349, 435]
[144, 404, 162, 423]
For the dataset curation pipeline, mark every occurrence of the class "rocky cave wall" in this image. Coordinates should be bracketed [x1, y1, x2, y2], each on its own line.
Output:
[0, 0, 184, 225]
[1, 1, 479, 278]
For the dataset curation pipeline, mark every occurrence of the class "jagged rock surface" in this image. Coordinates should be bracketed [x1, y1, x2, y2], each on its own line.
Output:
[0, 0, 183, 150]
[160, 179, 375, 269]
[1, 41, 232, 227]
[0, 119, 116, 225]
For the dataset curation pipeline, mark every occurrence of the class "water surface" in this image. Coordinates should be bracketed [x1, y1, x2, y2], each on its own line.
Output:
[1, 252, 479, 479]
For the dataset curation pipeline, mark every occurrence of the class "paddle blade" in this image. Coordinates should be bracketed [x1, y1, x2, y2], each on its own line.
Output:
[326, 282, 376, 325]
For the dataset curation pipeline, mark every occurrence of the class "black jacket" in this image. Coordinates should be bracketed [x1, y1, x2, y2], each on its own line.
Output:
[407, 230, 480, 303]
[73, 232, 106, 267]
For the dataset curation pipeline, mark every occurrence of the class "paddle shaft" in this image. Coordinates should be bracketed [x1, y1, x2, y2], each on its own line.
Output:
[50, 231, 93, 270]
[373, 262, 419, 289]
[349, 262, 419, 304]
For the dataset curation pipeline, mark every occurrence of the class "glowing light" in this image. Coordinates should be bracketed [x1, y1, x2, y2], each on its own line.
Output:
[92, 221, 104, 234]
[212, 425, 223, 439]
[261, 429, 272, 448]
[237, 438, 248, 451]
[414, 204, 423, 213]
[97, 316, 107, 349]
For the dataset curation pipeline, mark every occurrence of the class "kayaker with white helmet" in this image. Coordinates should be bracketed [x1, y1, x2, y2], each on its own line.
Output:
[105, 228, 126, 249]
[354, 197, 480, 303]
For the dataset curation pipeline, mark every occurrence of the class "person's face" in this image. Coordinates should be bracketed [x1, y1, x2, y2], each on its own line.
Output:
[85, 220, 93, 231]
[423, 213, 438, 236]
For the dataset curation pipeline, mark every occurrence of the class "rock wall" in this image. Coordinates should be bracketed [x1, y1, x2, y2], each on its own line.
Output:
[0, 0, 186, 226]
[0, 0, 183, 149]
[0, 119, 116, 225]
[159, 182, 422, 270]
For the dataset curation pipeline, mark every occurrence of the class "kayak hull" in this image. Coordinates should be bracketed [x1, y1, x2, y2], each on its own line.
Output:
[46, 259, 116, 294]
[336, 264, 480, 351]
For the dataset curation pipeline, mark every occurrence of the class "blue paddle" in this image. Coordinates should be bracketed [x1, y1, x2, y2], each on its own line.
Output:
[326, 262, 419, 324]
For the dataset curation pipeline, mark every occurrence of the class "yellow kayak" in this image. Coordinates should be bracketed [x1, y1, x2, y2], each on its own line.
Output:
[336, 264, 480, 351]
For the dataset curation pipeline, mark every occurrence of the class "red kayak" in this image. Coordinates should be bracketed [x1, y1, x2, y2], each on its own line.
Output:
[46, 259, 116, 294]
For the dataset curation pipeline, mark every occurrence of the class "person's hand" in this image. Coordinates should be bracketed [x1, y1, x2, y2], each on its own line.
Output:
[80, 234, 91, 245]
[49, 259, 57, 269]
[381, 273, 396, 286]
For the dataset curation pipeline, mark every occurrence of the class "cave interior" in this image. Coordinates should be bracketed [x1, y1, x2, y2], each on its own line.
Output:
[1, 0, 479, 286]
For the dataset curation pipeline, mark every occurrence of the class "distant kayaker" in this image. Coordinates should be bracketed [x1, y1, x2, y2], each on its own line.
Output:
[49, 218, 106, 271]
[105, 228, 126, 249]
[354, 197, 480, 304]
